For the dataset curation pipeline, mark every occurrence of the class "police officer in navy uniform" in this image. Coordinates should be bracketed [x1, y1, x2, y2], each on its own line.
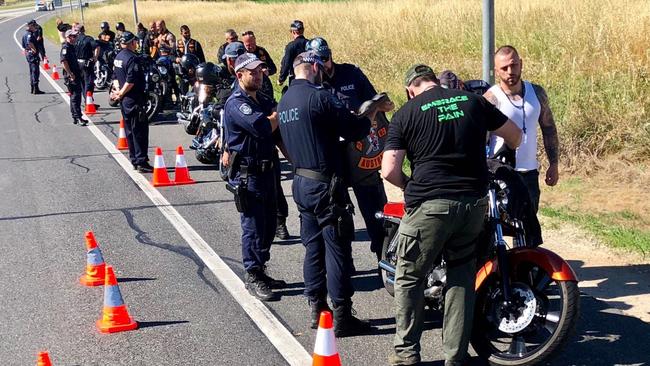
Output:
[111, 32, 153, 173]
[31, 20, 47, 63]
[307, 37, 394, 261]
[22, 21, 44, 95]
[224, 53, 286, 301]
[75, 25, 100, 98]
[277, 20, 308, 87]
[61, 29, 89, 126]
[277, 51, 374, 337]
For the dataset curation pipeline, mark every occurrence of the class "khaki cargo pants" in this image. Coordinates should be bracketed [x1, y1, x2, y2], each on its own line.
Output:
[393, 195, 488, 364]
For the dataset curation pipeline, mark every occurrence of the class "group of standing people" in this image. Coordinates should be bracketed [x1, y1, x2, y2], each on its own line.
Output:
[22, 16, 561, 365]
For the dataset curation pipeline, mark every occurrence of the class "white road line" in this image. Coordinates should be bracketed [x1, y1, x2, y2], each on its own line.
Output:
[12, 14, 312, 366]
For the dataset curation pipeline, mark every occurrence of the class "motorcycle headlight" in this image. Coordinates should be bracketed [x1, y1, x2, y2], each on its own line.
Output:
[151, 73, 160, 83]
[157, 66, 168, 75]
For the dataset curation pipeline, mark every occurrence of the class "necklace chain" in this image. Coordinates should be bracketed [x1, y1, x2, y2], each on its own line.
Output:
[499, 83, 527, 134]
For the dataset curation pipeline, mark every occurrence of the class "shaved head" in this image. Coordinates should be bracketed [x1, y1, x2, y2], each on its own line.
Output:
[495, 45, 520, 60]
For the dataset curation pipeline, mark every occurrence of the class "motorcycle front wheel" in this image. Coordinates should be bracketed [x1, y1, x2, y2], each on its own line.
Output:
[94, 65, 109, 90]
[146, 91, 161, 122]
[471, 262, 579, 366]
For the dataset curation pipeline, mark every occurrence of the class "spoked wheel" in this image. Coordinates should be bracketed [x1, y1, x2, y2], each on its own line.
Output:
[146, 91, 161, 122]
[94, 64, 109, 90]
[379, 224, 400, 297]
[471, 263, 579, 366]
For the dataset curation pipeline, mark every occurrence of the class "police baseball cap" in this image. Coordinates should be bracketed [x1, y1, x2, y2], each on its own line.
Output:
[404, 64, 436, 87]
[292, 51, 324, 69]
[64, 29, 78, 38]
[234, 53, 266, 72]
[290, 20, 304, 30]
[223, 42, 245, 60]
[27, 19, 37, 26]
[305, 37, 331, 61]
[120, 31, 137, 44]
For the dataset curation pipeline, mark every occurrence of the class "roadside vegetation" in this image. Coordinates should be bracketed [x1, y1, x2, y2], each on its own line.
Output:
[44, 0, 650, 254]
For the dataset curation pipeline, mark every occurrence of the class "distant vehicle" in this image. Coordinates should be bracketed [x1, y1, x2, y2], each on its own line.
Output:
[35, 1, 48, 11]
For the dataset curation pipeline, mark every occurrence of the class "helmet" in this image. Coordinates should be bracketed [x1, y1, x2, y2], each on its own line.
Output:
[305, 37, 331, 62]
[100, 21, 109, 31]
[115, 22, 125, 32]
[180, 54, 200, 71]
[195, 62, 221, 84]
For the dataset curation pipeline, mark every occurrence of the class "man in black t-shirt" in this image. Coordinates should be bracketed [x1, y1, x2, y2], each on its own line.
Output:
[382, 64, 522, 366]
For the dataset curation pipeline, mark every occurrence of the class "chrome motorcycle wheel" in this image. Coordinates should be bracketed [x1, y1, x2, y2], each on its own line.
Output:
[471, 263, 580, 366]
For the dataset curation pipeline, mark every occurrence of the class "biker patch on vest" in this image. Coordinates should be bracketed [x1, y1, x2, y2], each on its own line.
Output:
[239, 103, 252, 115]
[346, 112, 389, 184]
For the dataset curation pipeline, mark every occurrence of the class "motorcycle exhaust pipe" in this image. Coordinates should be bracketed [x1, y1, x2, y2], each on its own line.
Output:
[379, 260, 396, 275]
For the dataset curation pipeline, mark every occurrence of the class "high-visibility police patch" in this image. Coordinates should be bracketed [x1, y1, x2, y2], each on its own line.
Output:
[61, 48, 66, 55]
[239, 103, 252, 115]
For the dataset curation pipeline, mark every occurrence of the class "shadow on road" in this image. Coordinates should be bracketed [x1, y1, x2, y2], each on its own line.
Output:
[117, 277, 156, 283]
[137, 320, 190, 329]
[569, 260, 650, 305]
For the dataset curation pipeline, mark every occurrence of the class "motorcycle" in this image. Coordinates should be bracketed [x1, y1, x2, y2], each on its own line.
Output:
[377, 161, 580, 366]
[94, 45, 115, 90]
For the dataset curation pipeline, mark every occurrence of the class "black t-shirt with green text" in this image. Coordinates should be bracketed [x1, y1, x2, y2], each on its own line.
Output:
[385, 87, 508, 207]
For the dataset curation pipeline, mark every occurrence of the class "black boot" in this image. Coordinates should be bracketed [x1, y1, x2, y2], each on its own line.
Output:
[309, 297, 332, 329]
[275, 216, 290, 240]
[259, 266, 286, 289]
[245, 269, 277, 302]
[33, 86, 45, 95]
[332, 301, 372, 337]
[30, 85, 34, 94]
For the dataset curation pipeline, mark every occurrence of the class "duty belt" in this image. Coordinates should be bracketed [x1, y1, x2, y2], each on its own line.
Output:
[243, 159, 274, 175]
[294, 168, 330, 183]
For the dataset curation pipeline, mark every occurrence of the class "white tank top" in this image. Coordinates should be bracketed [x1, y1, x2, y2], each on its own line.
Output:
[487, 81, 541, 171]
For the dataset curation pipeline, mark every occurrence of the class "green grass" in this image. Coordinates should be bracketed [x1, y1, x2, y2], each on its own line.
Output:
[42, 16, 59, 44]
[540, 206, 650, 256]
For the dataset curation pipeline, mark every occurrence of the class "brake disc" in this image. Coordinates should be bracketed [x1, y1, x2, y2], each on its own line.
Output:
[497, 284, 537, 334]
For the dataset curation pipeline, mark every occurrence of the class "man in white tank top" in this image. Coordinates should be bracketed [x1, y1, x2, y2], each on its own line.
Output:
[485, 45, 560, 213]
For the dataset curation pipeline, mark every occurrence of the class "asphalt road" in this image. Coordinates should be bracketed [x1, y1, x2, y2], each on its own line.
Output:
[1, 10, 649, 366]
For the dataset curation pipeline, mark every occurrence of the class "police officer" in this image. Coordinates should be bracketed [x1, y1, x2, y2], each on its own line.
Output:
[277, 20, 308, 87]
[31, 20, 46, 62]
[224, 53, 286, 301]
[75, 25, 100, 98]
[111, 32, 153, 173]
[307, 37, 394, 261]
[382, 64, 522, 365]
[61, 29, 88, 126]
[277, 51, 373, 337]
[22, 20, 44, 95]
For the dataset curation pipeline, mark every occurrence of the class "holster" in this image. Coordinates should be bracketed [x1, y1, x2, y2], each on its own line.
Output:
[329, 175, 355, 241]
[225, 158, 249, 213]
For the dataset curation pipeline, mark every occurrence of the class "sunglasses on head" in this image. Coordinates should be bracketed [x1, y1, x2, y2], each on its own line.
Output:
[241, 31, 254, 37]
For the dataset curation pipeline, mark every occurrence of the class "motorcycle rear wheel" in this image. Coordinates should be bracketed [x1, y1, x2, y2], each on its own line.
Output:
[471, 263, 579, 366]
[146, 91, 161, 122]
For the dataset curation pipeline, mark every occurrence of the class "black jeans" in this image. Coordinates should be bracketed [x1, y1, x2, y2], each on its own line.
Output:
[518, 169, 540, 213]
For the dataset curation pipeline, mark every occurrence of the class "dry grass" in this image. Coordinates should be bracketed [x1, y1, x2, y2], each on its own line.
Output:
[54, 0, 650, 162]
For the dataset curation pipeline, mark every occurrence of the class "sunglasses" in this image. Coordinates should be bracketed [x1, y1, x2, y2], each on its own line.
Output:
[241, 31, 254, 37]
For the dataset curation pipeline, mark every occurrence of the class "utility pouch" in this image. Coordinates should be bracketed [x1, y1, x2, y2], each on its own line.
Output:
[328, 175, 346, 206]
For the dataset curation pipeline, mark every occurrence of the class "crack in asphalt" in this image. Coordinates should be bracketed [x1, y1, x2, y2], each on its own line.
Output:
[120, 208, 221, 294]
[33, 96, 62, 123]
[68, 156, 90, 173]
[5, 76, 14, 103]
[98, 115, 117, 137]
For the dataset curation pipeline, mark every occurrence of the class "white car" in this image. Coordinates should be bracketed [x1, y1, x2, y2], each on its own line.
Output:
[35, 1, 49, 11]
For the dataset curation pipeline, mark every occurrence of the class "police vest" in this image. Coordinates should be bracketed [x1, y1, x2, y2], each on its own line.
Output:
[177, 38, 197, 56]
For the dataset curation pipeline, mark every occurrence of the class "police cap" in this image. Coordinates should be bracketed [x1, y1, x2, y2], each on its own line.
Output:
[27, 19, 37, 26]
[64, 29, 79, 38]
[292, 51, 324, 69]
[305, 37, 331, 61]
[234, 53, 266, 72]
[120, 31, 137, 44]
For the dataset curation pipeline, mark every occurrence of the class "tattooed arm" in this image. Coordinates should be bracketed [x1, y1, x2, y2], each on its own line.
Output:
[483, 89, 499, 107]
[533, 84, 560, 186]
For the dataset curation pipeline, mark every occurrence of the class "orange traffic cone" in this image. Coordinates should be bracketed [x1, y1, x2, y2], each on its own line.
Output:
[51, 65, 60, 80]
[37, 351, 52, 366]
[151, 147, 174, 187]
[85, 91, 97, 115]
[80, 231, 106, 287]
[116, 118, 129, 151]
[173, 146, 195, 185]
[43, 57, 50, 70]
[96, 265, 138, 333]
[312, 311, 341, 366]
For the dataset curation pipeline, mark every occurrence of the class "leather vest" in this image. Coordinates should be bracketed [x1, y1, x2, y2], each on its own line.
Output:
[177, 38, 196, 56]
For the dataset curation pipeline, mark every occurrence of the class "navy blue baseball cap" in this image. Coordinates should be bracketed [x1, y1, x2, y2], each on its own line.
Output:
[223, 42, 245, 60]
[292, 51, 324, 69]
[305, 37, 331, 61]
[120, 31, 137, 44]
